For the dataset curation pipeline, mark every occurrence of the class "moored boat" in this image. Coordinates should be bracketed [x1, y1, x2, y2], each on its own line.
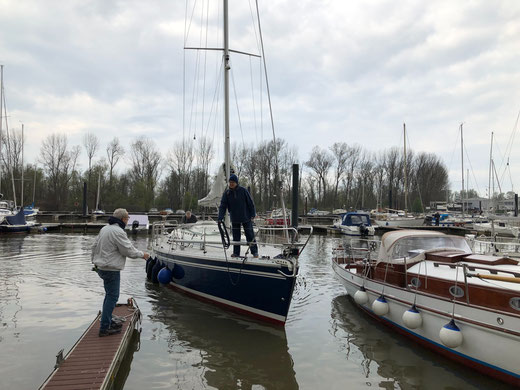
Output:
[150, 222, 311, 324]
[332, 229, 520, 386]
[147, 0, 312, 325]
[333, 211, 375, 236]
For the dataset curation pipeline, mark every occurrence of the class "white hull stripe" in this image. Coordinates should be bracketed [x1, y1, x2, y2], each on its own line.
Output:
[157, 253, 287, 280]
[170, 282, 286, 322]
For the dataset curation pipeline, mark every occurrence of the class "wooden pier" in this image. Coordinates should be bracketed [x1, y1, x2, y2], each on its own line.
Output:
[39, 300, 141, 390]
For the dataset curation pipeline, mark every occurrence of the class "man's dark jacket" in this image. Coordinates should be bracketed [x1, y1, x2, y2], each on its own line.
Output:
[218, 186, 256, 223]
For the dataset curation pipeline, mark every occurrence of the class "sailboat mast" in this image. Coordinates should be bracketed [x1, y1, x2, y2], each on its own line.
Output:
[460, 123, 464, 217]
[21, 123, 24, 208]
[488, 132, 493, 212]
[403, 123, 408, 212]
[223, 0, 230, 182]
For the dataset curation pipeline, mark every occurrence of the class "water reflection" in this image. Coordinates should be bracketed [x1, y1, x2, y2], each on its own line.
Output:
[0, 235, 28, 340]
[113, 330, 142, 390]
[148, 284, 298, 390]
[330, 294, 514, 390]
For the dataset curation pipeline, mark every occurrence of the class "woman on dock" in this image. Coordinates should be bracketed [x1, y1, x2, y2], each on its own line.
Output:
[91, 208, 150, 337]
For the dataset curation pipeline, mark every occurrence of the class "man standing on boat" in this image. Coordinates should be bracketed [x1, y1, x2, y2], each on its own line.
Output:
[218, 174, 259, 258]
[182, 210, 198, 224]
[91, 208, 150, 337]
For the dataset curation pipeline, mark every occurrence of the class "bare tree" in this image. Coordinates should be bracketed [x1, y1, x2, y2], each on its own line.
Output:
[39, 133, 80, 210]
[130, 136, 162, 210]
[305, 146, 333, 205]
[167, 139, 194, 208]
[196, 136, 214, 194]
[330, 142, 349, 208]
[83, 132, 99, 208]
[106, 137, 125, 186]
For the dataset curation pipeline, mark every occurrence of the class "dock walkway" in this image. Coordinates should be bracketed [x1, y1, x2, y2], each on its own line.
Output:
[39, 300, 141, 390]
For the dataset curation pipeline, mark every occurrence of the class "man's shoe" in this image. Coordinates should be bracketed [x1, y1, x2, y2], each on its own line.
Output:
[253, 254, 259, 258]
[99, 327, 121, 337]
[110, 321, 123, 329]
[230, 254, 240, 258]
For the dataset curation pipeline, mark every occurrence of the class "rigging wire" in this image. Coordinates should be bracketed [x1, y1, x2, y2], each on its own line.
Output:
[463, 141, 481, 195]
[497, 108, 520, 184]
[254, 0, 279, 173]
[229, 65, 245, 146]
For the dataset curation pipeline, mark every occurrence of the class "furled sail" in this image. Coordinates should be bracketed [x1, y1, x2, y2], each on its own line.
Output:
[198, 163, 227, 208]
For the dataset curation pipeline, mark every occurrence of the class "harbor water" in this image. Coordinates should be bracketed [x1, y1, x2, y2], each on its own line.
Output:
[0, 233, 513, 389]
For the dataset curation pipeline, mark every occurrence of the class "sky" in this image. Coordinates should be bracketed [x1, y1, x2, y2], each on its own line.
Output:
[1, 0, 520, 198]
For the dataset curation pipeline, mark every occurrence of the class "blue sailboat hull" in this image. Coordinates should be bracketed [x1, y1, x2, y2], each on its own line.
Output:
[154, 251, 298, 324]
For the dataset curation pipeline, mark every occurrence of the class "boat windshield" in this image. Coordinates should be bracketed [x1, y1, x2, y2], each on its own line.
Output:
[391, 236, 471, 259]
[344, 214, 370, 226]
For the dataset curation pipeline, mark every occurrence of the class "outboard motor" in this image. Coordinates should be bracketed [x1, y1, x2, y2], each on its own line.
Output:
[359, 223, 369, 236]
[131, 220, 140, 232]
[423, 215, 433, 226]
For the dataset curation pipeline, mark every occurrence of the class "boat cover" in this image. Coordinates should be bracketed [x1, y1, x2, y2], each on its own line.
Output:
[5, 207, 26, 225]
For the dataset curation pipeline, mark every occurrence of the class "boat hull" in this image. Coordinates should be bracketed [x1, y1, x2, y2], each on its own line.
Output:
[332, 261, 520, 386]
[374, 218, 424, 228]
[154, 250, 298, 325]
[0, 224, 31, 233]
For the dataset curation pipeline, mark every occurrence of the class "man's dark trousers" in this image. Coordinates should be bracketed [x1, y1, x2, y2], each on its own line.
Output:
[97, 270, 120, 331]
[232, 220, 258, 256]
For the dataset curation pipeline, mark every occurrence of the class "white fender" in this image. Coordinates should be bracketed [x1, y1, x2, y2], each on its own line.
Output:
[402, 305, 422, 329]
[439, 319, 463, 348]
[372, 295, 389, 316]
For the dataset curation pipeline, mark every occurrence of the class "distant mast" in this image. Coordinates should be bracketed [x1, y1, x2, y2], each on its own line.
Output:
[460, 123, 464, 217]
[403, 123, 408, 212]
[488, 132, 494, 212]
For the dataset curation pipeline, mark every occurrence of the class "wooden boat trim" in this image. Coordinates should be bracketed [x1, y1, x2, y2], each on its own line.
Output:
[333, 262, 520, 338]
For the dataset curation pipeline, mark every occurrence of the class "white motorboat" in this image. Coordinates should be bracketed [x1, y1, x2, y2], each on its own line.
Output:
[332, 229, 520, 386]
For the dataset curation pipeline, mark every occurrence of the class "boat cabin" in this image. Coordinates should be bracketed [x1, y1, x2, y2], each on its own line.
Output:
[341, 212, 372, 227]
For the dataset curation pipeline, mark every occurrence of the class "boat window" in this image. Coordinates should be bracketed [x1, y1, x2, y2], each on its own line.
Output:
[449, 285, 464, 298]
[510, 297, 520, 311]
[410, 277, 421, 288]
[391, 236, 471, 259]
[348, 215, 369, 225]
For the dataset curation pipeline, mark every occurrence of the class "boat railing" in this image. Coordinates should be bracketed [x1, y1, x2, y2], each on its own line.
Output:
[468, 237, 520, 258]
[333, 240, 380, 265]
[152, 221, 312, 254]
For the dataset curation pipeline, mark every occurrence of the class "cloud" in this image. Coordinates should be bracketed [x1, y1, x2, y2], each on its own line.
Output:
[1, 0, 520, 195]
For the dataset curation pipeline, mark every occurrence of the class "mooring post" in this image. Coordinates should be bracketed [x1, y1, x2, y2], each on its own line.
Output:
[292, 164, 299, 229]
[82, 182, 88, 217]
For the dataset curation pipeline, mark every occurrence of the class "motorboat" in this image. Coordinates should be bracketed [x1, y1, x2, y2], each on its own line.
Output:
[266, 208, 291, 226]
[0, 207, 32, 233]
[372, 208, 424, 228]
[333, 212, 375, 236]
[125, 214, 150, 234]
[23, 203, 39, 218]
[472, 220, 519, 238]
[332, 229, 520, 386]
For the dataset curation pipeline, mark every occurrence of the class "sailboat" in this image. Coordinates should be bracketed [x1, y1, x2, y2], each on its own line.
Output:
[0, 66, 31, 233]
[148, 1, 312, 325]
[373, 124, 423, 228]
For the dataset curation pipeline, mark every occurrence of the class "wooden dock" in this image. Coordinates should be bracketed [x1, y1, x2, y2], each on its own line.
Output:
[39, 300, 141, 390]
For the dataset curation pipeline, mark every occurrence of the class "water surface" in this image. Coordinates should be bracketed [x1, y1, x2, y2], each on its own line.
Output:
[0, 233, 512, 389]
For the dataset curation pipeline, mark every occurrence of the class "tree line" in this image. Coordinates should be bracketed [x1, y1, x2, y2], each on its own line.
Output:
[0, 130, 451, 214]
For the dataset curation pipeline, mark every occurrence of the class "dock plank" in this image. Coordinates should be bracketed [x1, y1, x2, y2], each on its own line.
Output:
[40, 303, 140, 390]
